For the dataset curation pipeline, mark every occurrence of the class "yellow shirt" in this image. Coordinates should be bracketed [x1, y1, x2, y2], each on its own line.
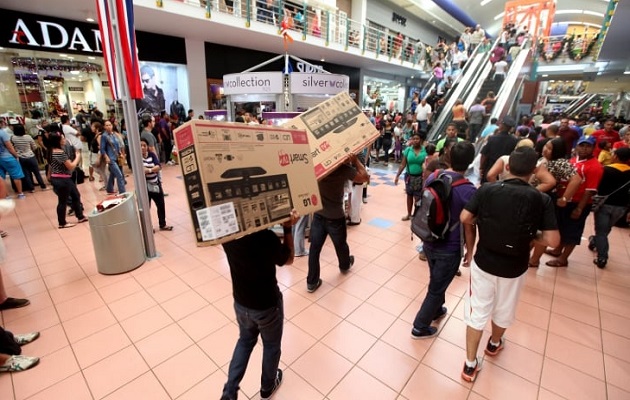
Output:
[598, 149, 612, 166]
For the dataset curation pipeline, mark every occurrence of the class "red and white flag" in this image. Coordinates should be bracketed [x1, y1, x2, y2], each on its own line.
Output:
[95, 0, 143, 99]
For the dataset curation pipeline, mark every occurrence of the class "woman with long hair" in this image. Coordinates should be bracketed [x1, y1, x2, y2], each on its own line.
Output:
[394, 132, 427, 220]
[101, 120, 125, 194]
[10, 124, 47, 192]
[49, 133, 87, 228]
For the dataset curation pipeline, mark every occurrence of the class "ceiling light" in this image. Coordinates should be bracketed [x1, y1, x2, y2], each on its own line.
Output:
[59, 54, 68, 57]
[320, 58, 325, 62]
[88, 56, 96, 60]
[494, 12, 505, 21]
[0, 66, 8, 71]
[624, 71, 630, 75]
[583, 10, 604, 17]
[86, 17, 95, 22]
[480, 0, 493, 5]
[542, 74, 549, 77]
[70, 70, 80, 75]
[555, 9, 583, 15]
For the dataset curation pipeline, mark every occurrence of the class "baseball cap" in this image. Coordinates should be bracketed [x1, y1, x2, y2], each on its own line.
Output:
[501, 116, 516, 128]
[577, 136, 596, 146]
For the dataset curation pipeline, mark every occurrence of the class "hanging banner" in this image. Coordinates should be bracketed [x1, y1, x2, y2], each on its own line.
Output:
[290, 73, 350, 95]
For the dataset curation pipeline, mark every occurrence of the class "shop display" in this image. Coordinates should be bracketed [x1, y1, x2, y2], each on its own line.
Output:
[173, 120, 321, 246]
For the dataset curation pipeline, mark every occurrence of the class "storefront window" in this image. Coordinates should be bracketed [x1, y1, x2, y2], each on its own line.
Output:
[135, 61, 190, 120]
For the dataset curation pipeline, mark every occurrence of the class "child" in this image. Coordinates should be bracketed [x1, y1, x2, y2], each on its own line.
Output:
[598, 140, 612, 165]
[394, 135, 403, 163]
[422, 143, 438, 180]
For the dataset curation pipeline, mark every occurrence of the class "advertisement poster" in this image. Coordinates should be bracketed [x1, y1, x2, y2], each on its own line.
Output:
[173, 120, 321, 246]
[136, 62, 189, 117]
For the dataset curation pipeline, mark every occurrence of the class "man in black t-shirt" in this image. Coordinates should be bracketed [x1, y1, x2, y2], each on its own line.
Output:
[220, 211, 298, 400]
[479, 116, 518, 182]
[459, 147, 559, 383]
[588, 147, 630, 268]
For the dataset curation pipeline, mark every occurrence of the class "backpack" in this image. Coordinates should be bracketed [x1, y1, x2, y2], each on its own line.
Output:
[476, 179, 544, 257]
[412, 170, 471, 242]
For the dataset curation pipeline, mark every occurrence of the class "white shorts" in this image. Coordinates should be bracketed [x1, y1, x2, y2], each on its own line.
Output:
[463, 262, 526, 331]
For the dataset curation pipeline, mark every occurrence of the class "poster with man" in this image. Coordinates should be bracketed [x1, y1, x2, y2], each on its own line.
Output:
[135, 62, 190, 117]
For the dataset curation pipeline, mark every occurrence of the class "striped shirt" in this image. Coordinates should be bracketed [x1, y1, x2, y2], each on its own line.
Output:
[142, 152, 160, 184]
[11, 135, 36, 158]
[50, 150, 71, 176]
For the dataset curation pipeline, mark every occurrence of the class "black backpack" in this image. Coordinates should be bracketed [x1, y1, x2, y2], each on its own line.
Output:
[412, 170, 471, 242]
[476, 179, 544, 256]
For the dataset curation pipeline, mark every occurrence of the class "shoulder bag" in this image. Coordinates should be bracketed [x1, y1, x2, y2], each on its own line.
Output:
[592, 179, 630, 212]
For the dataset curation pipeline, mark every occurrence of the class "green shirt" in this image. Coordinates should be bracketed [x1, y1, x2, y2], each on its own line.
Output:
[436, 136, 464, 152]
[404, 146, 427, 176]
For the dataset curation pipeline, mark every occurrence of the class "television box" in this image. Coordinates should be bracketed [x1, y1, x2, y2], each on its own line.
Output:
[282, 92, 380, 179]
[173, 120, 322, 246]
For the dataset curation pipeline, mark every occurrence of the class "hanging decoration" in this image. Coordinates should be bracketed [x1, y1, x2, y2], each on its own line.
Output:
[536, 34, 599, 63]
[281, 16, 294, 51]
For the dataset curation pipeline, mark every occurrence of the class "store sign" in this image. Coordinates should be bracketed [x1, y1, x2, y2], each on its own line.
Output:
[1, 9, 102, 55]
[296, 62, 324, 73]
[68, 87, 84, 92]
[101, 81, 110, 87]
[223, 72, 283, 95]
[290, 73, 349, 95]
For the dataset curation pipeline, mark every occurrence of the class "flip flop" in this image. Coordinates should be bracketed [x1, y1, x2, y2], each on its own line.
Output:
[545, 259, 568, 267]
[543, 249, 562, 257]
[58, 223, 76, 229]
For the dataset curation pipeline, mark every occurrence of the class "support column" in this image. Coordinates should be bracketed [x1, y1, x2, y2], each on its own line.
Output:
[185, 38, 209, 115]
[350, 0, 367, 46]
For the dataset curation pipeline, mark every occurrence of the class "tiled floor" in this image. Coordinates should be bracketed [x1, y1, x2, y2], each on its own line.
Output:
[1, 161, 630, 400]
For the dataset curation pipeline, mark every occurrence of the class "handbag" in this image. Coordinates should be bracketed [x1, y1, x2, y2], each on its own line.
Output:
[147, 182, 160, 193]
[591, 179, 630, 212]
[94, 153, 106, 168]
[72, 167, 85, 185]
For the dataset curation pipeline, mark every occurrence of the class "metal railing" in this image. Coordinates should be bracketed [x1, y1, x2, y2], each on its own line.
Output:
[166, 0, 432, 69]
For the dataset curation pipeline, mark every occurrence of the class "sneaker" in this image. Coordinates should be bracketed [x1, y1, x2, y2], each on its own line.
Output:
[593, 257, 607, 269]
[0, 355, 39, 372]
[14, 332, 40, 346]
[484, 337, 504, 356]
[340, 255, 354, 274]
[295, 252, 309, 257]
[0, 297, 30, 310]
[418, 251, 427, 261]
[461, 357, 482, 382]
[307, 279, 322, 293]
[401, 215, 411, 221]
[433, 306, 447, 321]
[411, 326, 438, 339]
[68, 209, 75, 216]
[260, 368, 283, 399]
[17, 193, 26, 199]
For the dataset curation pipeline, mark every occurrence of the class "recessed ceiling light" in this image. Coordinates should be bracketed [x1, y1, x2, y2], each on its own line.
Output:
[70, 70, 80, 75]
[320, 58, 325, 62]
[59, 54, 68, 57]
[542, 74, 549, 77]
[0, 66, 8, 71]
[86, 17, 95, 22]
[88, 56, 96, 60]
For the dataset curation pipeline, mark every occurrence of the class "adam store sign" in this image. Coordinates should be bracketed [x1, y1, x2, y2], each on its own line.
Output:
[2, 9, 103, 55]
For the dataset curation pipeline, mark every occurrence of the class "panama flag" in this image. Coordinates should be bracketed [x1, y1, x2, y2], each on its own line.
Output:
[95, 0, 143, 99]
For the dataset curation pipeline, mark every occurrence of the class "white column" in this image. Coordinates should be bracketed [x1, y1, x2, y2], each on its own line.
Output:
[185, 38, 209, 114]
[351, 0, 367, 46]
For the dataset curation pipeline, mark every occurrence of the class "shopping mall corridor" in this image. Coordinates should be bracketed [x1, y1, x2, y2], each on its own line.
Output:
[0, 162, 629, 400]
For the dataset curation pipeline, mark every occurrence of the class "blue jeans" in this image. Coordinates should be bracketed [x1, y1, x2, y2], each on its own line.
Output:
[308, 214, 350, 285]
[413, 247, 461, 330]
[222, 296, 284, 399]
[292, 214, 310, 256]
[592, 204, 627, 260]
[106, 162, 125, 193]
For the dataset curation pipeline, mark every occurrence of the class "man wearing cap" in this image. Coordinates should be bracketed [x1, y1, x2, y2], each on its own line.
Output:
[591, 118, 620, 158]
[479, 116, 518, 183]
[545, 135, 603, 267]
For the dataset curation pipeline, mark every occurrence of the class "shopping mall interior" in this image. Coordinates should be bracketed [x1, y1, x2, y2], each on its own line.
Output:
[0, 0, 629, 399]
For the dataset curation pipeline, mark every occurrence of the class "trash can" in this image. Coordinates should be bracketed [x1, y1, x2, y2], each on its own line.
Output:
[88, 192, 146, 275]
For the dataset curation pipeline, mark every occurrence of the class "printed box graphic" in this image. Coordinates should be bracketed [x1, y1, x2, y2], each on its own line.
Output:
[174, 120, 321, 246]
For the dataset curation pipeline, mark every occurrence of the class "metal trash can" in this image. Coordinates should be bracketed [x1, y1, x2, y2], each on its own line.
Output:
[88, 192, 146, 275]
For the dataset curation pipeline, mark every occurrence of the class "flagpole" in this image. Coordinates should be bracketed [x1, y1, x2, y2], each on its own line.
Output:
[107, 0, 157, 258]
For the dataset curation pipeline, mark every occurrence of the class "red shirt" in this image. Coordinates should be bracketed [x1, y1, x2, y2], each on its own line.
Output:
[613, 141, 628, 150]
[569, 156, 603, 203]
[591, 129, 620, 157]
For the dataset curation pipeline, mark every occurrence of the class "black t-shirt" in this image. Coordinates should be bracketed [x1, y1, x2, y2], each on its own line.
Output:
[598, 165, 630, 207]
[465, 180, 557, 278]
[317, 163, 357, 219]
[222, 229, 290, 310]
[481, 132, 518, 172]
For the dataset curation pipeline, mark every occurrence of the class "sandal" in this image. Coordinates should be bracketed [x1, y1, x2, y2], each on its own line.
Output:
[543, 249, 562, 257]
[401, 215, 411, 221]
[58, 223, 76, 229]
[545, 259, 568, 267]
[88, 177, 95, 182]
[159, 225, 173, 231]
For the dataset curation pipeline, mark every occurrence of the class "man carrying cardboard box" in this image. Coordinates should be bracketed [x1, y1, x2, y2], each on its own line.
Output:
[307, 154, 369, 293]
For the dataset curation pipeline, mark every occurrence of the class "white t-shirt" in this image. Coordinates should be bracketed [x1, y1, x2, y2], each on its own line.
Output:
[415, 103, 432, 121]
[494, 60, 508, 75]
[62, 124, 83, 150]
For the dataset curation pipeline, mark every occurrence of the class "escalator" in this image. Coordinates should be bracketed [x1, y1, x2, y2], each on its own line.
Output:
[564, 93, 600, 116]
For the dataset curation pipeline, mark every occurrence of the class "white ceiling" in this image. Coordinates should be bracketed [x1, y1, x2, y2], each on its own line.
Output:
[0, 0, 627, 92]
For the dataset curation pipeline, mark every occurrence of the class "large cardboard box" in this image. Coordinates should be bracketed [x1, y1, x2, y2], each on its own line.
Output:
[282, 92, 380, 179]
[173, 120, 322, 246]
